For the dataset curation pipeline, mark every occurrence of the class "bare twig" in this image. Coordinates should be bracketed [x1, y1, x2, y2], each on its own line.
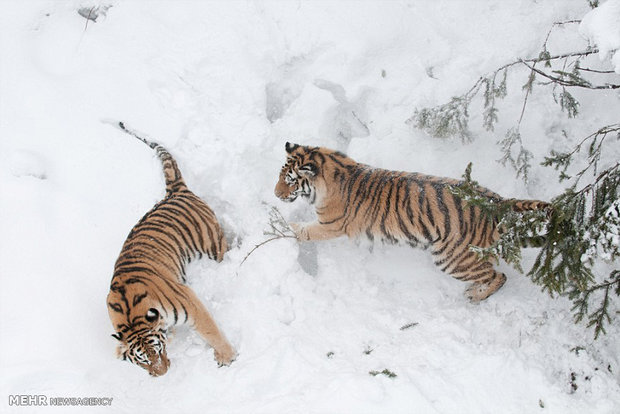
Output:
[238, 206, 297, 267]
[518, 64, 534, 126]
[239, 234, 297, 267]
[351, 111, 370, 134]
[578, 67, 616, 74]
[78, 6, 97, 31]
[542, 20, 582, 47]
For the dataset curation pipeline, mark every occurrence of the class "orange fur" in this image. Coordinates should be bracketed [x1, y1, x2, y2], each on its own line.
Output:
[107, 124, 235, 376]
[275, 142, 549, 301]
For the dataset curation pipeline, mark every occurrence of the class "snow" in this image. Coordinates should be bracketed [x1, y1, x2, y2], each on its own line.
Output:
[580, 0, 620, 73]
[0, 1, 619, 413]
[586, 199, 620, 262]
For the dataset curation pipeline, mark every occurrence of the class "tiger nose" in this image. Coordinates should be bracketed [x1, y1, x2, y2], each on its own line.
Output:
[274, 184, 284, 198]
[148, 354, 169, 377]
[148, 362, 168, 377]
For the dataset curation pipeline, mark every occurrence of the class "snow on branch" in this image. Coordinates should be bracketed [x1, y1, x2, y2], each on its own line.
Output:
[410, 14, 617, 181]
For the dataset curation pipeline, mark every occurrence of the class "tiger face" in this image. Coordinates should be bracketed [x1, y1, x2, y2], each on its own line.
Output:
[274, 142, 321, 204]
[113, 324, 170, 377]
[108, 287, 171, 376]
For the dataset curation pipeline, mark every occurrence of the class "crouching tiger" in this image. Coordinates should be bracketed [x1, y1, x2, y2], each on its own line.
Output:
[107, 122, 236, 376]
[274, 142, 550, 302]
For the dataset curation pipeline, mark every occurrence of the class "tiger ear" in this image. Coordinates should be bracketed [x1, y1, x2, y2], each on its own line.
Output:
[111, 332, 123, 341]
[285, 142, 299, 154]
[299, 162, 318, 177]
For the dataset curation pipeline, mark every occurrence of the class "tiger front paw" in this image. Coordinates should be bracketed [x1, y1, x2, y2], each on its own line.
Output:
[214, 344, 237, 367]
[289, 222, 309, 241]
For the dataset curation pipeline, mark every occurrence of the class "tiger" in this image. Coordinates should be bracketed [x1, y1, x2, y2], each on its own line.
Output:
[274, 142, 550, 302]
[106, 122, 236, 376]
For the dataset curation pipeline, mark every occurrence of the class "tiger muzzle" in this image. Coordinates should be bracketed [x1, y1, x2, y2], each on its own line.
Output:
[274, 183, 297, 202]
[146, 351, 170, 377]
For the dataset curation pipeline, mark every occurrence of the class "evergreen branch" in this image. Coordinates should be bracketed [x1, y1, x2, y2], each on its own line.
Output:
[369, 369, 397, 378]
[588, 284, 611, 339]
[520, 60, 620, 89]
[410, 47, 601, 142]
[521, 49, 599, 64]
[551, 124, 618, 160]
[579, 273, 619, 339]
[497, 128, 532, 181]
[493, 49, 599, 74]
[411, 19, 620, 337]
[452, 163, 547, 271]
[574, 161, 620, 195]
[455, 161, 618, 338]
[542, 124, 620, 183]
[407, 96, 473, 142]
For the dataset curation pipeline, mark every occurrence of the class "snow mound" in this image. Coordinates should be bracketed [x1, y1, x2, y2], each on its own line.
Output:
[580, 0, 620, 73]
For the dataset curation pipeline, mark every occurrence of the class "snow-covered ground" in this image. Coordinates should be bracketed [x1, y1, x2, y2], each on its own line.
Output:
[1, 1, 619, 413]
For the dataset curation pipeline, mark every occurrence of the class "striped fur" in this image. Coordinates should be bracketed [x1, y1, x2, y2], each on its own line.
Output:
[274, 142, 550, 302]
[107, 122, 235, 376]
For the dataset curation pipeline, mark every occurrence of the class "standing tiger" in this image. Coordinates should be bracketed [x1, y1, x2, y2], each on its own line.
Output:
[107, 122, 236, 376]
[274, 142, 549, 302]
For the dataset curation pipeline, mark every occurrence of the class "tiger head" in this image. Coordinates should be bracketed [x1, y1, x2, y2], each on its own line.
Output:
[274, 142, 332, 205]
[108, 287, 171, 376]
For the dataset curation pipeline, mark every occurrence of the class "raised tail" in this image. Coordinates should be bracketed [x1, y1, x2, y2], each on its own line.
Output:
[506, 199, 552, 213]
[504, 198, 551, 248]
[117, 122, 187, 196]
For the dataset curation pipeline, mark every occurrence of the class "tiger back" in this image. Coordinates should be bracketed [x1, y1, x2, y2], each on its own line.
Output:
[106, 122, 236, 376]
[274, 142, 550, 302]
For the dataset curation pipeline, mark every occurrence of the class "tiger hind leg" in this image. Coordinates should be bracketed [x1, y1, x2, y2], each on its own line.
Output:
[433, 244, 506, 302]
[464, 271, 506, 302]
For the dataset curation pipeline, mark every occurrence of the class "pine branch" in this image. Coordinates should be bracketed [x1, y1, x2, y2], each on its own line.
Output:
[520, 60, 620, 89]
[587, 280, 612, 339]
[454, 159, 619, 337]
[575, 161, 620, 196]
[409, 24, 603, 180]
[451, 163, 547, 271]
[572, 272, 620, 339]
[369, 369, 397, 378]
[411, 18, 620, 337]
[542, 124, 620, 184]
[497, 128, 533, 181]
[493, 48, 598, 74]
[407, 96, 473, 142]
